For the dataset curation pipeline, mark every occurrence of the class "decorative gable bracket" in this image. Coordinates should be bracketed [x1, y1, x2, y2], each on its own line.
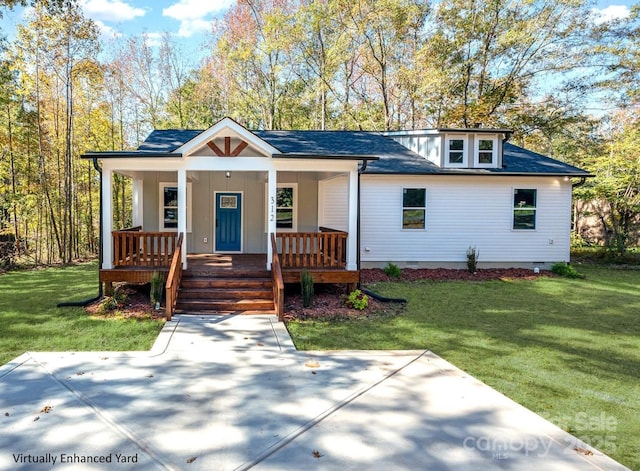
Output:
[207, 137, 249, 157]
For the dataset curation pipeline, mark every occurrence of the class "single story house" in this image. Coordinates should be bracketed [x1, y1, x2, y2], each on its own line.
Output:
[82, 117, 590, 319]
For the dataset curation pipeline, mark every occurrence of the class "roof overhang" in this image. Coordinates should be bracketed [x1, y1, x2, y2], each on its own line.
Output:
[363, 169, 593, 177]
[81, 151, 182, 159]
[273, 153, 379, 161]
[437, 128, 512, 134]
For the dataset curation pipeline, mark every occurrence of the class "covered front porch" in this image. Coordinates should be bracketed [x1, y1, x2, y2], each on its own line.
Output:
[99, 227, 359, 320]
[86, 117, 372, 320]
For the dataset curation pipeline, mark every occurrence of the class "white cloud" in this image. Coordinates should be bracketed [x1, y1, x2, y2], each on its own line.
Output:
[145, 32, 164, 47]
[163, 0, 234, 37]
[175, 18, 214, 37]
[592, 5, 630, 25]
[163, 0, 234, 21]
[80, 0, 146, 22]
[94, 19, 124, 40]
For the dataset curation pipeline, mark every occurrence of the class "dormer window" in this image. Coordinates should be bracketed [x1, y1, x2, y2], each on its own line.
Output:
[475, 136, 498, 167]
[445, 136, 467, 167]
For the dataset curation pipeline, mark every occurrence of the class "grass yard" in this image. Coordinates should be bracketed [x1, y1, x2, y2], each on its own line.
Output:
[0, 262, 164, 366]
[286, 266, 640, 470]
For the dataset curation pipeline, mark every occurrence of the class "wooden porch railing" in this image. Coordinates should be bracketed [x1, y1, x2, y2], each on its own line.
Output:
[112, 230, 180, 267]
[165, 233, 184, 321]
[271, 234, 285, 322]
[275, 229, 347, 268]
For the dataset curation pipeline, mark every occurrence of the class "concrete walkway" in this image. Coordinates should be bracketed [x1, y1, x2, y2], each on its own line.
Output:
[0, 315, 629, 470]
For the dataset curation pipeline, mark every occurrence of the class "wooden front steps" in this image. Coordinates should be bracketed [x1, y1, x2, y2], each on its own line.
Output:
[176, 268, 275, 315]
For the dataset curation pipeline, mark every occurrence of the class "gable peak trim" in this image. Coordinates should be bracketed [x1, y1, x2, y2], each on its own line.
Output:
[174, 117, 280, 156]
[207, 137, 249, 156]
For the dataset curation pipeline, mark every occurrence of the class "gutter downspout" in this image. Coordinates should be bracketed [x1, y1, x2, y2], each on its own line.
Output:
[572, 177, 587, 188]
[356, 159, 406, 304]
[57, 157, 104, 307]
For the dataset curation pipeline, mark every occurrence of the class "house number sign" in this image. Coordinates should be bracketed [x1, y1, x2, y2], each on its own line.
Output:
[269, 195, 276, 223]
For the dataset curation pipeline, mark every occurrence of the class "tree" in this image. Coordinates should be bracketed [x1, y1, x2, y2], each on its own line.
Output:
[593, 4, 640, 107]
[417, 0, 594, 128]
[10, 0, 100, 263]
[578, 111, 640, 253]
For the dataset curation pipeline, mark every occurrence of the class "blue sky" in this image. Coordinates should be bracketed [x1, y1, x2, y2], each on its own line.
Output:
[0, 0, 636, 67]
[0, 0, 236, 65]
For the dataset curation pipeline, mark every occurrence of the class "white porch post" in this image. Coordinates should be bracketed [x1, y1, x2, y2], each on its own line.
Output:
[102, 167, 114, 269]
[346, 168, 358, 271]
[132, 177, 144, 228]
[266, 169, 277, 270]
[177, 169, 187, 269]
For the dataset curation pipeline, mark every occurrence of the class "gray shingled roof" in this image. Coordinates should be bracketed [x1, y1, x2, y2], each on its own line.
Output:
[135, 129, 590, 176]
[137, 129, 202, 152]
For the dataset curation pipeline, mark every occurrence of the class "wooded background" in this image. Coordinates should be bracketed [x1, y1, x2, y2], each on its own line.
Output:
[0, 0, 639, 267]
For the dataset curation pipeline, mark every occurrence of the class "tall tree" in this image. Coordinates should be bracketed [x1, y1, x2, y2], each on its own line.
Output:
[417, 0, 593, 128]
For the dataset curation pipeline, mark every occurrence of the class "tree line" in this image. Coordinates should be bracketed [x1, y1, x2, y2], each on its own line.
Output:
[0, 0, 638, 267]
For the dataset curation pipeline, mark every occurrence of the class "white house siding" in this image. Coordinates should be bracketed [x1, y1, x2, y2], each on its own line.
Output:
[360, 174, 573, 269]
[318, 175, 349, 231]
[389, 134, 441, 166]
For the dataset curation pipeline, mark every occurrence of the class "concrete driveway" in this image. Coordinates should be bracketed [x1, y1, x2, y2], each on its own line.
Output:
[0, 315, 629, 470]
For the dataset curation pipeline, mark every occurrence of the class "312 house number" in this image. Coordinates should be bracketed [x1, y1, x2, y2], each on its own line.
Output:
[270, 196, 275, 222]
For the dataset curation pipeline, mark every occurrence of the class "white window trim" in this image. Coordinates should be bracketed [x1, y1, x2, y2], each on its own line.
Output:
[445, 134, 468, 168]
[265, 183, 298, 232]
[512, 188, 537, 231]
[401, 187, 427, 231]
[474, 135, 498, 168]
[159, 182, 192, 232]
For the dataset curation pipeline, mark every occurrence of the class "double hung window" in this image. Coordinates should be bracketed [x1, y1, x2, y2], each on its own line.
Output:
[402, 188, 426, 229]
[513, 189, 537, 230]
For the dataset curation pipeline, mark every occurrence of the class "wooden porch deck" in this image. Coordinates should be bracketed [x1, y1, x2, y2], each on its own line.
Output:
[99, 228, 359, 319]
[186, 253, 359, 284]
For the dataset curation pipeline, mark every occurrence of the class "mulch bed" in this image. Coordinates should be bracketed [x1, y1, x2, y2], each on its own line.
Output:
[285, 267, 550, 321]
[85, 284, 165, 320]
[360, 267, 549, 283]
[86, 268, 549, 321]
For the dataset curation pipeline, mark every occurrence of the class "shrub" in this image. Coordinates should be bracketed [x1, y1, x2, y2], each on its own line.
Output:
[345, 289, 369, 310]
[551, 263, 584, 279]
[150, 271, 165, 307]
[466, 246, 479, 273]
[383, 262, 401, 279]
[98, 288, 128, 314]
[301, 270, 314, 308]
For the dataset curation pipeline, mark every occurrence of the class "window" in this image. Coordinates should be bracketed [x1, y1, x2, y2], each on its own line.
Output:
[445, 136, 467, 167]
[271, 184, 297, 231]
[475, 137, 497, 166]
[159, 182, 192, 232]
[513, 189, 536, 230]
[402, 188, 426, 229]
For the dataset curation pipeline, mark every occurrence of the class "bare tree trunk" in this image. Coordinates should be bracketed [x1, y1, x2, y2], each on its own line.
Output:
[7, 104, 20, 255]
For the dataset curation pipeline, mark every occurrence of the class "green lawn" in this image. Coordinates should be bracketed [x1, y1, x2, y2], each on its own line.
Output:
[0, 262, 164, 365]
[286, 266, 640, 470]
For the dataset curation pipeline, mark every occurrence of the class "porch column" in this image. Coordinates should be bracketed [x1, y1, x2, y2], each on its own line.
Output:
[102, 167, 114, 269]
[347, 168, 358, 271]
[178, 169, 187, 269]
[132, 177, 144, 228]
[266, 169, 277, 270]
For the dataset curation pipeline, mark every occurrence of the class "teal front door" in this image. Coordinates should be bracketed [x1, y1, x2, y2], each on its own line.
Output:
[215, 192, 242, 252]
